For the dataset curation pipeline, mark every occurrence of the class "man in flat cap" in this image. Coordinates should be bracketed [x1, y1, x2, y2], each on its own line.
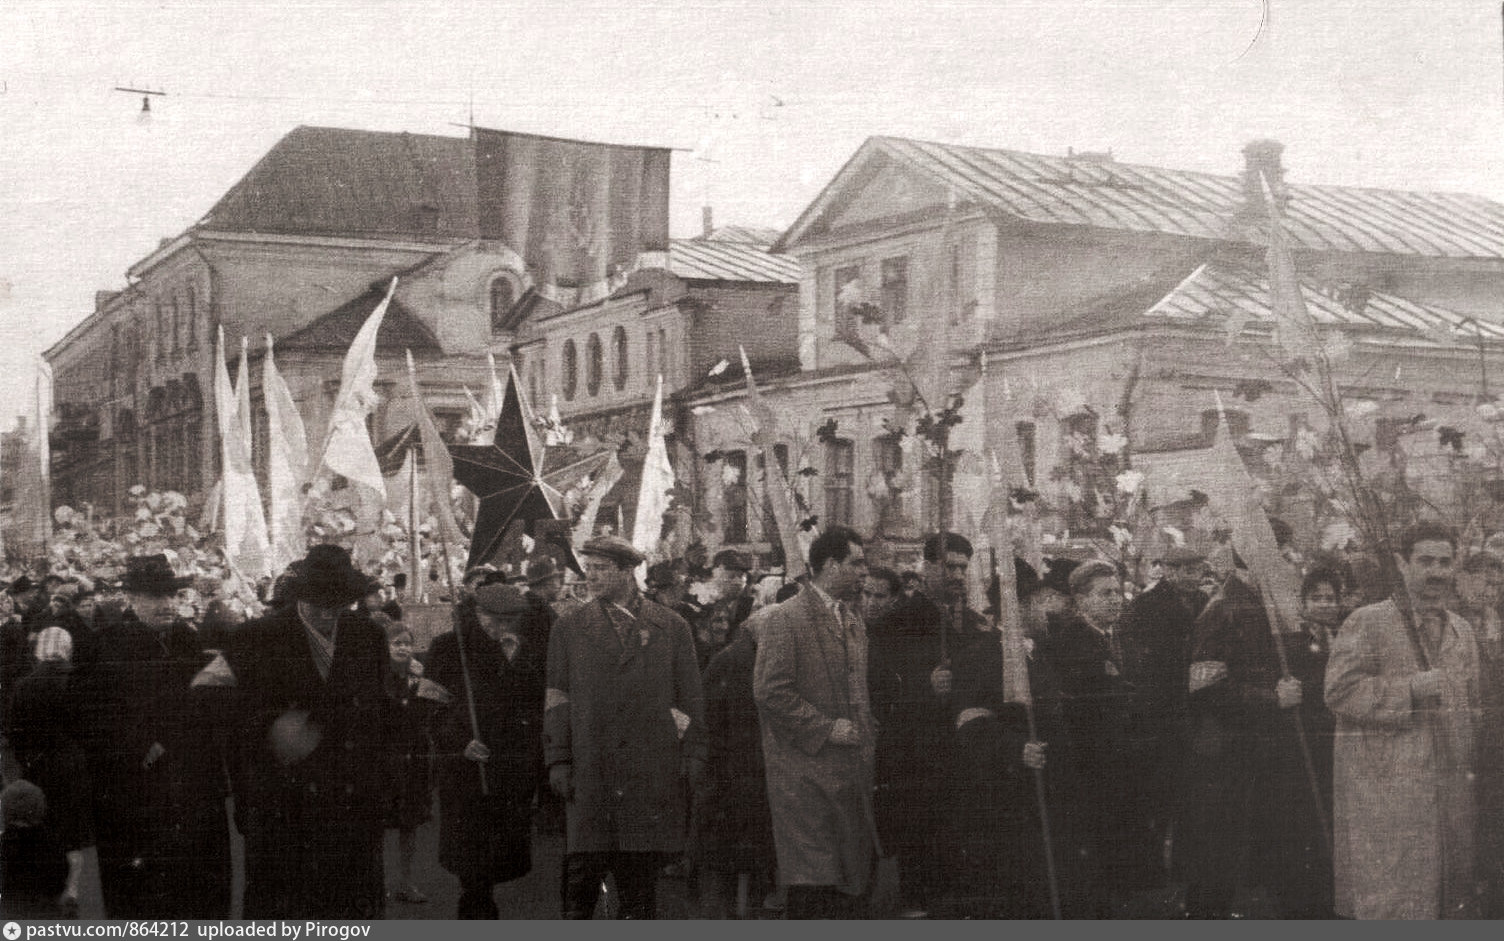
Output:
[216, 544, 392, 919]
[427, 582, 545, 918]
[544, 535, 706, 919]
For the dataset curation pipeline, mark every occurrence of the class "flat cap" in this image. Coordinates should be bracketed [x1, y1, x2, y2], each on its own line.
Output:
[1068, 559, 1118, 596]
[580, 535, 646, 567]
[475, 583, 531, 617]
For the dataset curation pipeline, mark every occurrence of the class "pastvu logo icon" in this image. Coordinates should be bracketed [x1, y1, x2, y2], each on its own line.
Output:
[4, 920, 21, 940]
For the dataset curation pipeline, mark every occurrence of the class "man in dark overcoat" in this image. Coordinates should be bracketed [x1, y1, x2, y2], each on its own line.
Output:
[74, 554, 231, 919]
[426, 583, 544, 918]
[868, 532, 991, 917]
[216, 544, 392, 919]
[544, 535, 706, 919]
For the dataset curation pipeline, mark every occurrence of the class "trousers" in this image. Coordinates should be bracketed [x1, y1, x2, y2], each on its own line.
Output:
[560, 851, 670, 919]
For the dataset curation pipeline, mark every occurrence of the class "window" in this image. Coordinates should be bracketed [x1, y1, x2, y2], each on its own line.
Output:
[613, 326, 629, 391]
[562, 340, 578, 401]
[170, 296, 181, 356]
[824, 438, 855, 527]
[756, 444, 791, 540]
[1015, 421, 1037, 486]
[834, 265, 863, 336]
[155, 302, 168, 362]
[722, 450, 749, 544]
[586, 333, 603, 396]
[1200, 408, 1250, 446]
[880, 256, 908, 325]
[646, 327, 658, 379]
[489, 276, 518, 333]
[874, 434, 902, 476]
[658, 326, 670, 378]
[948, 236, 977, 323]
[184, 288, 198, 348]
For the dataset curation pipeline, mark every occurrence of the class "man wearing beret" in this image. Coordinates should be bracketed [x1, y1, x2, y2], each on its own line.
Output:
[213, 544, 392, 919]
[544, 535, 707, 919]
[74, 554, 231, 918]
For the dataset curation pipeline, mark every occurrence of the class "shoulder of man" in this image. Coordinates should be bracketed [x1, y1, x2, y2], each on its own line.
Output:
[641, 596, 691, 633]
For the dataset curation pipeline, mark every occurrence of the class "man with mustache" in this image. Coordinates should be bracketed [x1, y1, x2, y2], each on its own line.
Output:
[1325, 521, 1481, 919]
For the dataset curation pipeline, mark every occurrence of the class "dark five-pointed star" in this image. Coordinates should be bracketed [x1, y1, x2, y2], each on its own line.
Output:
[450, 373, 566, 570]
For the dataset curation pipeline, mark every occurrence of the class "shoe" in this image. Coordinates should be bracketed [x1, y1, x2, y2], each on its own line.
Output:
[393, 886, 429, 904]
[899, 909, 929, 919]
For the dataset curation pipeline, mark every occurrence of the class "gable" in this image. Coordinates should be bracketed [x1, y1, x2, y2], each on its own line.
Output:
[825, 160, 953, 232]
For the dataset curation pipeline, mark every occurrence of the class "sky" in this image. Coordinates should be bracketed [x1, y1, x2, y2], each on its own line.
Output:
[2, 0, 1502, 432]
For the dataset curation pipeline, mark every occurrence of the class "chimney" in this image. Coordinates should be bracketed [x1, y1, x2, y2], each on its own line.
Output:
[1242, 139, 1287, 214]
[702, 206, 714, 240]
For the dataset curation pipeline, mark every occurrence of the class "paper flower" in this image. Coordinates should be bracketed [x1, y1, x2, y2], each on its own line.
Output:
[1098, 432, 1129, 456]
[1115, 469, 1145, 494]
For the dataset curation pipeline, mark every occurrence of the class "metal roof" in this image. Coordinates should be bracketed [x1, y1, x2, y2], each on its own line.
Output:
[200, 126, 479, 240]
[786, 136, 1504, 259]
[669, 237, 800, 284]
[1143, 262, 1504, 341]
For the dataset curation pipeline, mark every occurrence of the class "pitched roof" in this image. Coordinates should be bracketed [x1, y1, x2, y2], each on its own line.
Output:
[704, 225, 785, 245]
[1008, 259, 1504, 347]
[779, 136, 1504, 259]
[669, 237, 800, 283]
[199, 126, 478, 240]
[279, 285, 443, 353]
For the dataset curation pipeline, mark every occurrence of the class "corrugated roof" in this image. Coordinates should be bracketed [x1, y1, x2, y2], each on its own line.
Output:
[1142, 262, 1504, 342]
[200, 126, 478, 240]
[669, 238, 800, 283]
[704, 225, 784, 245]
[786, 136, 1504, 259]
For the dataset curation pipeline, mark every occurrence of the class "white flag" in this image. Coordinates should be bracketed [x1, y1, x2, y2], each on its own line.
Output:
[215, 329, 271, 579]
[315, 279, 393, 496]
[631, 374, 674, 565]
[263, 334, 308, 573]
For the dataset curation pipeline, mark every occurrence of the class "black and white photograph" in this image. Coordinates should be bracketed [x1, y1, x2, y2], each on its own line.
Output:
[2, 0, 1504, 921]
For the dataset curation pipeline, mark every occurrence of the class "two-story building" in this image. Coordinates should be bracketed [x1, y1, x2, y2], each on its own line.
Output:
[685, 136, 1504, 561]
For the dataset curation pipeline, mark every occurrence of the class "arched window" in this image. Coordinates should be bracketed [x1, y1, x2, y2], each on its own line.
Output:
[562, 340, 578, 402]
[613, 326, 628, 391]
[117, 409, 138, 502]
[170, 297, 181, 357]
[586, 333, 603, 397]
[490, 275, 518, 333]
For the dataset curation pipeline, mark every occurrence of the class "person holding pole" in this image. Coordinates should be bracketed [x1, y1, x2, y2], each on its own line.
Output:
[1325, 521, 1481, 920]
[1178, 555, 1337, 918]
[426, 583, 544, 918]
[868, 531, 991, 918]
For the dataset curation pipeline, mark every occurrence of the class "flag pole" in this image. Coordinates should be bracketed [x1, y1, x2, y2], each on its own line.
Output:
[408, 440, 423, 604]
[990, 547, 1062, 919]
[407, 351, 488, 795]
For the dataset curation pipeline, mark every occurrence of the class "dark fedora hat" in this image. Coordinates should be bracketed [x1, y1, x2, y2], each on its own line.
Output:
[121, 554, 192, 597]
[292, 545, 369, 608]
[526, 556, 563, 586]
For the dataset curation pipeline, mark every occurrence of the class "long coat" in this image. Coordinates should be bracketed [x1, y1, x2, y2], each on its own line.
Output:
[700, 627, 773, 873]
[223, 605, 392, 920]
[73, 616, 232, 920]
[543, 594, 705, 854]
[428, 620, 543, 883]
[1325, 599, 1480, 919]
[753, 588, 878, 895]
[1179, 576, 1334, 914]
[7, 660, 93, 853]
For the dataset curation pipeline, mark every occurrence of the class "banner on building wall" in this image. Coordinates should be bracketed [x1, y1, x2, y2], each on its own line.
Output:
[473, 127, 671, 304]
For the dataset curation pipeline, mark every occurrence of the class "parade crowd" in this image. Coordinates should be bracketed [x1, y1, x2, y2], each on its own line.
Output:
[1, 517, 1501, 920]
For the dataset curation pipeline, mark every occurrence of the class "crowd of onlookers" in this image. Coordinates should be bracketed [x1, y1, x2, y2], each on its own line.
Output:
[2, 517, 1502, 919]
